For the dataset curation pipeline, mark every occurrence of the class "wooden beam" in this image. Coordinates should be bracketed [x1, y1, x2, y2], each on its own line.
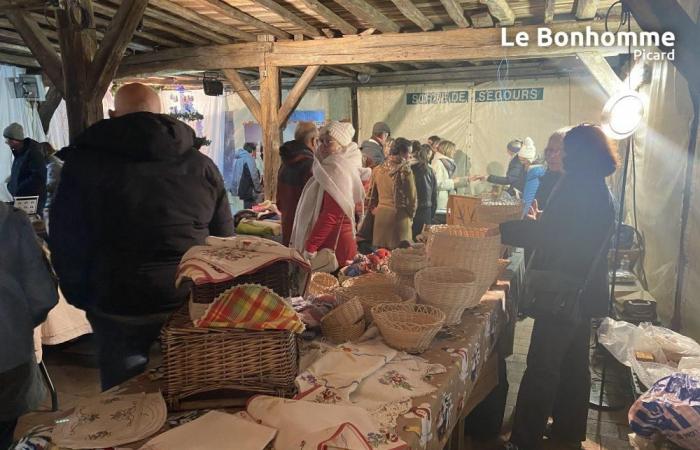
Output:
[626, 0, 700, 93]
[574, 0, 599, 20]
[0, 41, 34, 54]
[471, 11, 494, 28]
[6, 11, 63, 92]
[259, 61, 281, 201]
[0, 0, 45, 9]
[438, 0, 471, 28]
[149, 0, 256, 41]
[38, 86, 62, 133]
[278, 65, 321, 125]
[577, 52, 623, 96]
[544, 0, 556, 23]
[388, 0, 434, 31]
[296, 0, 358, 35]
[323, 66, 357, 77]
[92, 2, 211, 46]
[333, 0, 401, 33]
[0, 51, 38, 67]
[250, 0, 321, 37]
[117, 22, 629, 75]
[88, 0, 150, 97]
[200, 0, 293, 39]
[480, 0, 515, 26]
[222, 68, 262, 123]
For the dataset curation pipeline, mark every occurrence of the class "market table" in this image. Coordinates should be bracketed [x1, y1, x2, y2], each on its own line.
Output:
[16, 258, 522, 450]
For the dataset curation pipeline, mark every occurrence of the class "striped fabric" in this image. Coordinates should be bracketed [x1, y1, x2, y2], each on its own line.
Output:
[195, 284, 305, 333]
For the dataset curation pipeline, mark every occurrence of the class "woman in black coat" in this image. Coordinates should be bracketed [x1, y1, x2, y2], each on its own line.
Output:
[501, 125, 617, 450]
[410, 142, 438, 240]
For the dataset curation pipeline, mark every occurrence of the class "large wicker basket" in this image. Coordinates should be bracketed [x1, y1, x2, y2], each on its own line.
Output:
[190, 260, 295, 304]
[415, 267, 479, 325]
[473, 201, 523, 225]
[321, 299, 366, 344]
[307, 272, 339, 297]
[389, 248, 427, 274]
[340, 272, 395, 288]
[336, 284, 416, 322]
[372, 303, 445, 354]
[161, 308, 298, 410]
[426, 224, 502, 295]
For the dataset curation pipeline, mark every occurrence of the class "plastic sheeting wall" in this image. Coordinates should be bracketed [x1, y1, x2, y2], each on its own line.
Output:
[357, 76, 607, 193]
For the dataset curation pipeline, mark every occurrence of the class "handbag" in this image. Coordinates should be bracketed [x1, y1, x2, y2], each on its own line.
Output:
[310, 219, 344, 273]
[357, 178, 377, 241]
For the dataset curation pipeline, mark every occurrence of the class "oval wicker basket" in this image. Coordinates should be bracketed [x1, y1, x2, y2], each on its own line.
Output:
[321, 318, 366, 344]
[473, 202, 523, 225]
[389, 248, 428, 275]
[336, 284, 416, 322]
[372, 303, 446, 354]
[307, 272, 339, 297]
[426, 224, 502, 295]
[340, 272, 395, 288]
[321, 298, 364, 328]
[415, 267, 479, 325]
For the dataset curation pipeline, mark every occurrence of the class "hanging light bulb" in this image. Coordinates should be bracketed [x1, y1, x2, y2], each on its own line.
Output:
[601, 90, 645, 139]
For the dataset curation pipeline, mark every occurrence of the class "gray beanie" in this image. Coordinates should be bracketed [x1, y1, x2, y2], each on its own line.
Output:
[3, 123, 24, 141]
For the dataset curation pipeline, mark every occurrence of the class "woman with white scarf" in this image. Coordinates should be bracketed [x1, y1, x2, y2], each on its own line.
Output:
[290, 121, 364, 267]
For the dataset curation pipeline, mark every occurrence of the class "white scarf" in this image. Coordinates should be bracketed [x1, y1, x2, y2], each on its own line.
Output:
[290, 149, 365, 254]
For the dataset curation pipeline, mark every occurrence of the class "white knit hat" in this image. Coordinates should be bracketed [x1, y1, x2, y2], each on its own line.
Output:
[324, 121, 355, 147]
[518, 137, 537, 162]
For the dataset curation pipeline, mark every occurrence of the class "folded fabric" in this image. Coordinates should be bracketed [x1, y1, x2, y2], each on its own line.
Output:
[246, 395, 407, 450]
[195, 284, 305, 333]
[51, 392, 166, 449]
[291, 294, 340, 328]
[176, 235, 308, 287]
[249, 219, 282, 235]
[236, 221, 274, 236]
[139, 411, 276, 450]
[296, 339, 397, 402]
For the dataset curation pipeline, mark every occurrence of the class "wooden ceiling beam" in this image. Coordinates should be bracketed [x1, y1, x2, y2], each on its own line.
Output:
[278, 65, 321, 125]
[223, 68, 262, 123]
[332, 0, 401, 33]
[200, 0, 292, 39]
[296, 0, 358, 35]
[6, 11, 63, 92]
[0, 51, 38, 67]
[149, 0, 256, 41]
[0, 42, 34, 54]
[323, 66, 357, 77]
[480, 0, 516, 26]
[118, 22, 628, 75]
[471, 11, 495, 28]
[544, 0, 556, 23]
[93, 2, 211, 46]
[388, 0, 434, 31]
[91, 14, 177, 48]
[88, 0, 150, 96]
[0, 0, 46, 9]
[438, 0, 471, 28]
[577, 52, 623, 96]
[250, 0, 321, 37]
[575, 0, 599, 20]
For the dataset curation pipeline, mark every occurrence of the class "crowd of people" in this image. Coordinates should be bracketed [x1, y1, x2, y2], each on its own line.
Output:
[2, 82, 619, 450]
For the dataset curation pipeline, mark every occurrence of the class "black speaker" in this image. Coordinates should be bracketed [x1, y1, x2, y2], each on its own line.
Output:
[203, 79, 223, 96]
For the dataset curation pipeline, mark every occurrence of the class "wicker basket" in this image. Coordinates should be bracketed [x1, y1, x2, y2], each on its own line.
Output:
[473, 202, 523, 225]
[307, 272, 339, 297]
[191, 260, 294, 304]
[336, 284, 416, 322]
[320, 299, 366, 344]
[161, 307, 298, 410]
[340, 272, 395, 288]
[415, 267, 479, 325]
[372, 303, 446, 354]
[426, 224, 502, 295]
[389, 248, 427, 275]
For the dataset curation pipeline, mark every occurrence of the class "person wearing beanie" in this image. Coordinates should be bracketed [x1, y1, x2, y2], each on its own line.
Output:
[3, 123, 47, 214]
[291, 121, 364, 267]
[474, 138, 532, 197]
[360, 121, 391, 168]
[230, 142, 262, 209]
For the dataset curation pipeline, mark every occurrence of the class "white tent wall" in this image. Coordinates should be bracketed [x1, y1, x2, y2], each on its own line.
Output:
[357, 75, 607, 194]
[0, 64, 47, 202]
[46, 88, 114, 151]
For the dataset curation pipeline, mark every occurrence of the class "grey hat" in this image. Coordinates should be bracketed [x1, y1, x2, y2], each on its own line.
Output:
[3, 123, 24, 141]
[372, 121, 391, 136]
[507, 139, 523, 153]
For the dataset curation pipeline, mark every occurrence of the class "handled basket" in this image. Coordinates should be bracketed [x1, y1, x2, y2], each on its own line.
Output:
[415, 267, 479, 325]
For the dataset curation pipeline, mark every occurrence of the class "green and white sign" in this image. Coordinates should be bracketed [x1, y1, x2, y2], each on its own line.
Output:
[406, 91, 469, 105]
[475, 88, 544, 102]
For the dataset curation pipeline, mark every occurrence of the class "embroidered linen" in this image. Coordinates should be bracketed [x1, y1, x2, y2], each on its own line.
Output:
[51, 392, 166, 449]
[194, 284, 305, 333]
[139, 411, 276, 450]
[176, 235, 308, 287]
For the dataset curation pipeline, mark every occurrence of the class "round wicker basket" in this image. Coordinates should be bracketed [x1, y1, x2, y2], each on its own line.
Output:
[473, 202, 523, 225]
[415, 267, 479, 325]
[340, 272, 395, 288]
[389, 248, 427, 275]
[307, 272, 340, 297]
[336, 284, 416, 322]
[320, 298, 366, 344]
[371, 303, 445, 353]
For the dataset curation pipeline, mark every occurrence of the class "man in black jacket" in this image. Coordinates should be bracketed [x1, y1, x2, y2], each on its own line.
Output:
[3, 123, 47, 213]
[50, 83, 234, 390]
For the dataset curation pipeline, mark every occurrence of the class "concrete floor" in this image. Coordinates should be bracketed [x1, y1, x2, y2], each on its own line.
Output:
[18, 319, 635, 449]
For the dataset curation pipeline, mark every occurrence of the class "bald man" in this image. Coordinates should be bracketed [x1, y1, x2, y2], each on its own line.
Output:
[50, 83, 234, 390]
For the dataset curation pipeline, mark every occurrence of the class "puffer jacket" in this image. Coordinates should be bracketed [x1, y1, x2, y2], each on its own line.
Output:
[49, 112, 234, 315]
[8, 138, 47, 212]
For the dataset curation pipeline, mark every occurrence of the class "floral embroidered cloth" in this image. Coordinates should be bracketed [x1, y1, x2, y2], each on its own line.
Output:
[194, 284, 305, 333]
[246, 395, 407, 450]
[51, 392, 166, 449]
[175, 235, 309, 287]
[139, 411, 276, 450]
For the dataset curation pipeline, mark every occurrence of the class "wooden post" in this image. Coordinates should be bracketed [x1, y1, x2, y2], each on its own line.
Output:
[258, 36, 281, 202]
[38, 86, 62, 133]
[351, 86, 359, 141]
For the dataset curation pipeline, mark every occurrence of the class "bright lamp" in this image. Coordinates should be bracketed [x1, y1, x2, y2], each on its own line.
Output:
[601, 90, 645, 140]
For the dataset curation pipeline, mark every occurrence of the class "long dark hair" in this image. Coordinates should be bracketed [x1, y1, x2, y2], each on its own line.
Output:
[563, 124, 619, 178]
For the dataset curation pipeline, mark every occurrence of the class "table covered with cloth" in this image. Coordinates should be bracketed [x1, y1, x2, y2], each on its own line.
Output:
[15, 268, 521, 450]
